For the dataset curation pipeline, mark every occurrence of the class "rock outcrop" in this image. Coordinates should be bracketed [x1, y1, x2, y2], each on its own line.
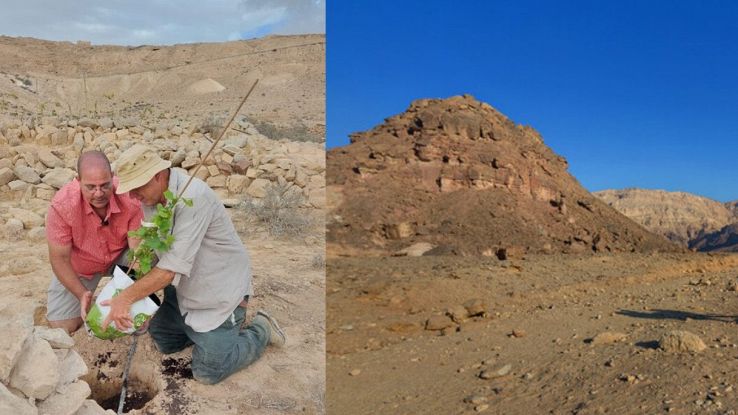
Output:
[327, 95, 678, 256]
[595, 189, 736, 246]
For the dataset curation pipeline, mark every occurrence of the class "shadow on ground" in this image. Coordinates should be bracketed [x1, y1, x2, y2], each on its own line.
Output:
[617, 309, 738, 323]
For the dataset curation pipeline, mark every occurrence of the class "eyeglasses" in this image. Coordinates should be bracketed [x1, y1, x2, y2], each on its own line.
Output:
[82, 182, 113, 192]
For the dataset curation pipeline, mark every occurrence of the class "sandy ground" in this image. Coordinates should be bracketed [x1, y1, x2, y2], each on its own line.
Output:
[327, 252, 738, 414]
[1, 203, 325, 414]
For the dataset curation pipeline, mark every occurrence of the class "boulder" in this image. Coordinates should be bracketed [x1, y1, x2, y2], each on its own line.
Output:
[75, 399, 115, 415]
[41, 168, 75, 189]
[659, 330, 706, 353]
[246, 178, 270, 198]
[38, 149, 65, 169]
[0, 307, 33, 383]
[0, 382, 37, 415]
[13, 166, 40, 184]
[34, 327, 74, 349]
[0, 167, 15, 186]
[9, 337, 59, 400]
[425, 315, 454, 330]
[227, 175, 250, 193]
[56, 350, 88, 388]
[36, 381, 90, 415]
[8, 208, 44, 229]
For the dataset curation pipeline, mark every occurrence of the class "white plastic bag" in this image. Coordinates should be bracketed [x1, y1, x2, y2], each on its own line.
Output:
[85, 266, 160, 340]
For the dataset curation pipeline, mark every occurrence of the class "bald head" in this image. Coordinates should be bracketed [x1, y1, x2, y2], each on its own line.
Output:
[77, 151, 111, 180]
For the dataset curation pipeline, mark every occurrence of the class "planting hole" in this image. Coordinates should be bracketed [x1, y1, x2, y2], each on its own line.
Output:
[84, 357, 160, 413]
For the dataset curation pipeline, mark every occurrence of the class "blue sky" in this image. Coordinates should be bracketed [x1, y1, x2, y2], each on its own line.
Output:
[328, 0, 738, 202]
[0, 0, 324, 45]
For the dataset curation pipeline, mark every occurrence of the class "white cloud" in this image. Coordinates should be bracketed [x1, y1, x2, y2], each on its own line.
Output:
[0, 0, 324, 45]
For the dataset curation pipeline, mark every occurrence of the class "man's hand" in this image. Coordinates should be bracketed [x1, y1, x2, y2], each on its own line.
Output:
[101, 293, 134, 331]
[79, 291, 93, 320]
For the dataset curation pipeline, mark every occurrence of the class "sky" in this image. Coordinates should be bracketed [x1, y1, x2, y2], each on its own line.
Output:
[0, 0, 324, 45]
[328, 0, 738, 202]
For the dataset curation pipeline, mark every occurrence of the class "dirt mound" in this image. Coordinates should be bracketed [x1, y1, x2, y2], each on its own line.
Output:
[187, 78, 226, 94]
[327, 94, 678, 256]
[595, 188, 737, 246]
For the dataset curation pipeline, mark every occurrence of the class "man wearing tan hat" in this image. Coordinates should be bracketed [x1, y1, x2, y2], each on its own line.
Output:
[102, 144, 285, 385]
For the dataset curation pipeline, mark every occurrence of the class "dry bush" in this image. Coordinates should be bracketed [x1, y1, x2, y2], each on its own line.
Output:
[311, 254, 325, 269]
[246, 117, 322, 143]
[199, 114, 226, 137]
[240, 182, 312, 237]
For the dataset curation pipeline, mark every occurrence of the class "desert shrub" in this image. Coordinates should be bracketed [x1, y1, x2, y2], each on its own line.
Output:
[199, 114, 226, 137]
[246, 116, 323, 143]
[240, 181, 311, 237]
[311, 254, 325, 269]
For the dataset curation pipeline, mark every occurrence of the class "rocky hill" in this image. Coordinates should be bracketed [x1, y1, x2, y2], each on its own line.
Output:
[689, 223, 738, 252]
[594, 189, 736, 246]
[327, 95, 678, 257]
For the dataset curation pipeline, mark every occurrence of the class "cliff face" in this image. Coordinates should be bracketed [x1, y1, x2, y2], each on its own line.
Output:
[595, 189, 736, 246]
[327, 95, 678, 257]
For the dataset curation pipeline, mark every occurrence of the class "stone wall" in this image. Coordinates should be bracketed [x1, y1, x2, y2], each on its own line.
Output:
[0, 307, 113, 415]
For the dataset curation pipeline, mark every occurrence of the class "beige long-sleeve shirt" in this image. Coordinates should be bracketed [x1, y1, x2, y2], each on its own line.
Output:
[146, 168, 252, 332]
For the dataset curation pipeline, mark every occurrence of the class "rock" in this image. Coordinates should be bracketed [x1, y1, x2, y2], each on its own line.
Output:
[206, 175, 227, 188]
[8, 180, 28, 191]
[13, 166, 40, 184]
[395, 242, 434, 257]
[479, 364, 512, 379]
[223, 134, 248, 148]
[227, 175, 250, 194]
[206, 164, 220, 177]
[0, 382, 37, 415]
[56, 350, 88, 388]
[425, 314, 454, 330]
[8, 208, 45, 229]
[591, 331, 627, 345]
[385, 222, 414, 239]
[34, 327, 74, 349]
[659, 330, 707, 353]
[74, 399, 115, 415]
[181, 157, 200, 169]
[0, 307, 33, 383]
[496, 246, 525, 260]
[41, 168, 75, 189]
[349, 369, 361, 376]
[77, 118, 99, 129]
[463, 299, 487, 317]
[170, 149, 186, 167]
[9, 337, 59, 400]
[246, 178, 270, 198]
[38, 149, 64, 169]
[36, 381, 90, 415]
[2, 218, 24, 241]
[35, 187, 56, 200]
[446, 305, 469, 323]
[511, 329, 526, 338]
[221, 199, 241, 208]
[0, 167, 15, 186]
[222, 145, 241, 156]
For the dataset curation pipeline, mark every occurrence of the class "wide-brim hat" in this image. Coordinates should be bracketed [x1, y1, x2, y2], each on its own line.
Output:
[115, 144, 171, 194]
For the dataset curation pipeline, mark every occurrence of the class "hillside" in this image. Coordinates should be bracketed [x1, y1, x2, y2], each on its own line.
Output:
[595, 189, 735, 246]
[327, 95, 677, 257]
